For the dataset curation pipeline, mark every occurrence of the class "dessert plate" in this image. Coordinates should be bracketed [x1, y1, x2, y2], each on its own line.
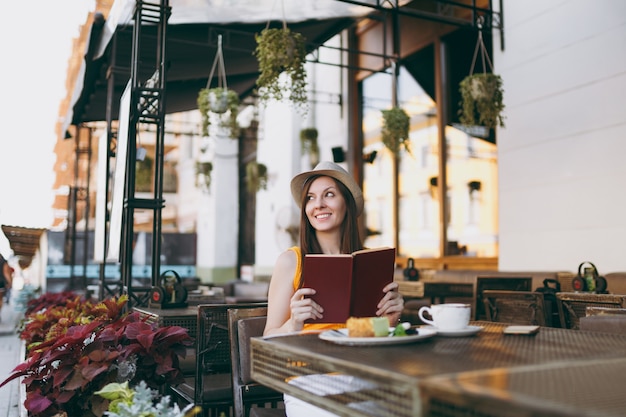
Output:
[319, 327, 437, 346]
[422, 325, 483, 337]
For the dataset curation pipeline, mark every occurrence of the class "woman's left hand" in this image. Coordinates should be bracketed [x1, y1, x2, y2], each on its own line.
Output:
[377, 282, 404, 324]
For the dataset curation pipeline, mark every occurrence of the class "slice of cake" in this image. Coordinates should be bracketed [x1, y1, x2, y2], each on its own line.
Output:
[346, 316, 390, 337]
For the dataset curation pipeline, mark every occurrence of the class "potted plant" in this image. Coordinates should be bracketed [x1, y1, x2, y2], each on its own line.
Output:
[197, 87, 240, 138]
[299, 127, 319, 166]
[458, 72, 505, 129]
[458, 24, 505, 129]
[197, 34, 240, 138]
[95, 381, 201, 417]
[254, 25, 308, 112]
[381, 107, 411, 155]
[245, 161, 269, 193]
[2, 293, 193, 417]
[195, 161, 213, 193]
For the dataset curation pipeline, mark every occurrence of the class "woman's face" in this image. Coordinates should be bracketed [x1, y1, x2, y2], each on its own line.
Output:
[305, 176, 347, 233]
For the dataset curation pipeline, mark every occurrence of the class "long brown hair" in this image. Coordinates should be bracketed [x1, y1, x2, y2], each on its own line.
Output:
[296, 175, 363, 287]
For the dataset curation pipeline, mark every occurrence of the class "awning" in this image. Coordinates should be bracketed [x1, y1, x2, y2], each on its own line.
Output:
[64, 0, 376, 130]
[1, 225, 46, 269]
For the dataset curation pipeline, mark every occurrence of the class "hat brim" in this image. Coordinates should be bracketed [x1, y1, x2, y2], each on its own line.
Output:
[290, 164, 364, 216]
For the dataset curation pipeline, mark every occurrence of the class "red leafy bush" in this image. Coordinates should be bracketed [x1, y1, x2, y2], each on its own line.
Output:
[1, 293, 193, 417]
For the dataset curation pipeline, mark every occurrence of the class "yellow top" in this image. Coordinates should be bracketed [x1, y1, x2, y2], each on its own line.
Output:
[289, 246, 344, 331]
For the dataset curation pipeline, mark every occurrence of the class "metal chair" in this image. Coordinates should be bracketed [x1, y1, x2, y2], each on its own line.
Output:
[482, 290, 547, 326]
[170, 302, 267, 417]
[228, 307, 285, 417]
[556, 293, 626, 329]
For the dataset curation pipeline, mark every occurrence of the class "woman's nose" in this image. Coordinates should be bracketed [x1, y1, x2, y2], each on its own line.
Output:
[311, 196, 326, 208]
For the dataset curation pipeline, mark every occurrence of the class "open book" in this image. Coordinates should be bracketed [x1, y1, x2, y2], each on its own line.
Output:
[302, 247, 396, 323]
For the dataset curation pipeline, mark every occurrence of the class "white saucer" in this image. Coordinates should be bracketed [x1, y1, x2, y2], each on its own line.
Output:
[422, 325, 483, 337]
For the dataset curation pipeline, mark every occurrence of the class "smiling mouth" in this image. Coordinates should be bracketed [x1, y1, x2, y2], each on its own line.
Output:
[316, 213, 331, 220]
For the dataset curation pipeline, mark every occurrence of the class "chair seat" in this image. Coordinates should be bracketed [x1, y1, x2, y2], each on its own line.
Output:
[171, 373, 233, 403]
[249, 407, 287, 417]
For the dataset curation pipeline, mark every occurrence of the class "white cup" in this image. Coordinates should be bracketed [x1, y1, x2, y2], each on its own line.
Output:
[418, 303, 471, 330]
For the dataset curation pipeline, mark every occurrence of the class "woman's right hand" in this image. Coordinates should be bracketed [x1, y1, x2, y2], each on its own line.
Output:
[289, 287, 324, 330]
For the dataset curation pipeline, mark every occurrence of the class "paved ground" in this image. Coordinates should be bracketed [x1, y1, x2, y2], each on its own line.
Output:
[0, 300, 25, 417]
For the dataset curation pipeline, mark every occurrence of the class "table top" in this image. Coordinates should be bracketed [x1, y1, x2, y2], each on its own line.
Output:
[251, 322, 626, 417]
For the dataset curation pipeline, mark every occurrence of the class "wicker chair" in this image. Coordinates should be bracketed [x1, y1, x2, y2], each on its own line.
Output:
[482, 290, 547, 326]
[228, 307, 285, 417]
[556, 293, 626, 329]
[474, 276, 532, 320]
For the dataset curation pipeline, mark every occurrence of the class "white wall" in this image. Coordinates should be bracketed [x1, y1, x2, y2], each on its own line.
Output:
[495, 0, 626, 272]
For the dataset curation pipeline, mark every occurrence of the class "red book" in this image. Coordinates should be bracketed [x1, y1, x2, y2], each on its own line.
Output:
[302, 247, 396, 323]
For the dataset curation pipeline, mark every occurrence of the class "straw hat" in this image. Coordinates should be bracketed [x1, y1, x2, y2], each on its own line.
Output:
[290, 161, 364, 216]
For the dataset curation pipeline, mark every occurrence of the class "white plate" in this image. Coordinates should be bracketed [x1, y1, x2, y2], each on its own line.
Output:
[319, 328, 437, 346]
[421, 325, 484, 337]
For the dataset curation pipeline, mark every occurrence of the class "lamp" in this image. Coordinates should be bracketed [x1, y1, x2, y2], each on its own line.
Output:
[363, 150, 377, 164]
[332, 147, 378, 164]
[332, 147, 345, 163]
[468, 180, 481, 192]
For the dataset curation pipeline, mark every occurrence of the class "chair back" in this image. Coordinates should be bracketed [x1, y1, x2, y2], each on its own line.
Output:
[556, 293, 626, 329]
[579, 315, 626, 334]
[482, 290, 547, 326]
[228, 307, 284, 417]
[474, 276, 532, 320]
[586, 306, 626, 316]
[193, 303, 268, 406]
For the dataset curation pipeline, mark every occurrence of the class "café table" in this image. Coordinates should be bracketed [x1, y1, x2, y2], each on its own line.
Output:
[250, 321, 626, 417]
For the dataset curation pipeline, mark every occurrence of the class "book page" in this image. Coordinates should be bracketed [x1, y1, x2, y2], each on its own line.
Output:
[350, 247, 396, 317]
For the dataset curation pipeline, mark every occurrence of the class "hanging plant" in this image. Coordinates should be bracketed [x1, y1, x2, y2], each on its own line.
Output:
[254, 25, 308, 113]
[245, 161, 269, 193]
[458, 20, 505, 129]
[197, 87, 240, 138]
[195, 161, 213, 193]
[459, 73, 505, 129]
[135, 154, 153, 192]
[197, 34, 240, 138]
[299, 127, 319, 165]
[381, 107, 411, 155]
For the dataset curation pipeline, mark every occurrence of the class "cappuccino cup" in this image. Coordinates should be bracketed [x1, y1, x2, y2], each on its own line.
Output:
[418, 303, 471, 330]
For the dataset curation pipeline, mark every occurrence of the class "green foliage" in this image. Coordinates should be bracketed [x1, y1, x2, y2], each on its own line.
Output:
[195, 161, 213, 193]
[254, 27, 308, 113]
[135, 155, 153, 192]
[197, 87, 240, 138]
[95, 381, 201, 417]
[245, 161, 269, 193]
[381, 107, 411, 155]
[299, 128, 319, 164]
[458, 73, 505, 129]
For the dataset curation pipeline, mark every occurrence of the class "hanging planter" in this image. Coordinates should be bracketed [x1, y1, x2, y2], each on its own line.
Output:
[197, 34, 240, 138]
[245, 161, 269, 193]
[299, 127, 319, 165]
[381, 107, 411, 155]
[254, 24, 308, 113]
[459, 73, 504, 129]
[197, 87, 240, 137]
[458, 19, 505, 129]
[195, 161, 213, 193]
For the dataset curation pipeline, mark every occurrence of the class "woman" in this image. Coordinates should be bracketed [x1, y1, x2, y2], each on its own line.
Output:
[264, 160, 404, 334]
[264, 161, 404, 417]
